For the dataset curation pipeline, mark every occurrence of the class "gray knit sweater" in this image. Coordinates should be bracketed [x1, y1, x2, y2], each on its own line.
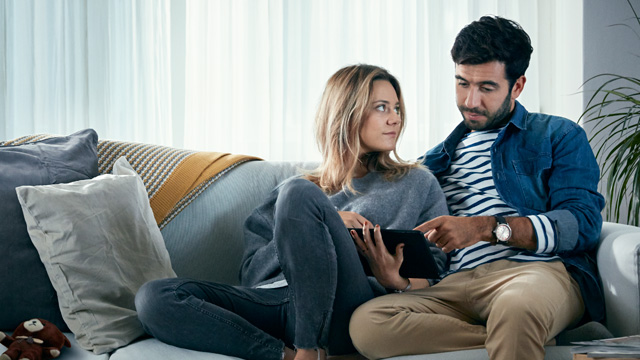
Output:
[239, 167, 448, 287]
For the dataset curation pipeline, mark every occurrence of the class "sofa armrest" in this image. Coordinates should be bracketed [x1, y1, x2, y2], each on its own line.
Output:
[597, 221, 640, 336]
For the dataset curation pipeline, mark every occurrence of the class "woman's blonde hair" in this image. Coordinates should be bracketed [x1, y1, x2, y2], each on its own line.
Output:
[305, 64, 420, 193]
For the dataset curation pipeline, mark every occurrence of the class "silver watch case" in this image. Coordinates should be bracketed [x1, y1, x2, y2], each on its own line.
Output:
[493, 215, 512, 245]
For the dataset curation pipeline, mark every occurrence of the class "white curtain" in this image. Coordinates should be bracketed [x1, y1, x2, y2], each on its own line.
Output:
[2, 0, 173, 145]
[1, 0, 582, 162]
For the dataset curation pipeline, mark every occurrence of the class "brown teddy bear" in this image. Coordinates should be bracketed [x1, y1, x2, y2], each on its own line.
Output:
[0, 319, 70, 360]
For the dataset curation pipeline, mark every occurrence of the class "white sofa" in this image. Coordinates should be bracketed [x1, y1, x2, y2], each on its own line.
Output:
[3, 156, 639, 360]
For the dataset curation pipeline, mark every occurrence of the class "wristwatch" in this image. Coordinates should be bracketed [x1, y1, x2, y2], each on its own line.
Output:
[393, 278, 412, 293]
[493, 215, 512, 245]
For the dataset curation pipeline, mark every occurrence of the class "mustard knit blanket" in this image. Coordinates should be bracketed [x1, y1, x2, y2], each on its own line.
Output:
[98, 140, 261, 228]
[2, 134, 261, 229]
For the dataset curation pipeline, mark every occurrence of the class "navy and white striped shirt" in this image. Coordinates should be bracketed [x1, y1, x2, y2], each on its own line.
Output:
[439, 128, 558, 275]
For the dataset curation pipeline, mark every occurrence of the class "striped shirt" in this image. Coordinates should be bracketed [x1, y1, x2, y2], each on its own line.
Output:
[439, 128, 559, 275]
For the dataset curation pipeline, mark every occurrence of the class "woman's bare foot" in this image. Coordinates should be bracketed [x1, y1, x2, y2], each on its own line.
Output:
[284, 346, 366, 360]
[283, 346, 296, 360]
[287, 348, 326, 360]
[318, 349, 327, 360]
[295, 348, 323, 360]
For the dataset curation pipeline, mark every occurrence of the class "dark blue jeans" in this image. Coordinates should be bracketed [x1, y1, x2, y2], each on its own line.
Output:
[135, 179, 378, 360]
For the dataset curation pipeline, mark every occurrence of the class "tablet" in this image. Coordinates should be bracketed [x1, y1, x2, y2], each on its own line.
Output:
[349, 228, 440, 279]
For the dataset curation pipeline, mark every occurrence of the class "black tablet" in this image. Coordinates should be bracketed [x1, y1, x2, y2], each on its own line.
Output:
[349, 228, 440, 279]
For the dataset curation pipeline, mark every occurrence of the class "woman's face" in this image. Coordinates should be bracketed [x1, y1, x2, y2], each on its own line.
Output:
[359, 80, 401, 156]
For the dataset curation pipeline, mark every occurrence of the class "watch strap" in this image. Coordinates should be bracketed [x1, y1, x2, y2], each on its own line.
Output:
[494, 215, 507, 225]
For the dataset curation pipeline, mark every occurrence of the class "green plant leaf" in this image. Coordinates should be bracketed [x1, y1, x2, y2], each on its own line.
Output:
[581, 80, 640, 224]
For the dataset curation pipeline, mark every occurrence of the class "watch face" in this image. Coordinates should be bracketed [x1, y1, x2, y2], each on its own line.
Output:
[495, 224, 511, 241]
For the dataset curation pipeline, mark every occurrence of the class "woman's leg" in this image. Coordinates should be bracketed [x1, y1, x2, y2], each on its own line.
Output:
[273, 178, 376, 355]
[135, 278, 290, 360]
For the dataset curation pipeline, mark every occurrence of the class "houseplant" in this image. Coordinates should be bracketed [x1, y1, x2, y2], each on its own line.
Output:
[580, 0, 640, 226]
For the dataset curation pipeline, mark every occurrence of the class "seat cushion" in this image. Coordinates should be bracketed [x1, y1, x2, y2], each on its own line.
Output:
[384, 346, 572, 360]
[109, 337, 241, 360]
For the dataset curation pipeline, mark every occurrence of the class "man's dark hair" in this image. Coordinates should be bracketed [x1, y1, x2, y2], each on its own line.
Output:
[451, 16, 533, 88]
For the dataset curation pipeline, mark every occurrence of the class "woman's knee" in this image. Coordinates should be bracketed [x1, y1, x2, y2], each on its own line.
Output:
[276, 178, 326, 214]
[281, 178, 318, 196]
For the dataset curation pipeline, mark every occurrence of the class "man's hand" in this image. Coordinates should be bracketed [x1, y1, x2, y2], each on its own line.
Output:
[338, 211, 369, 228]
[414, 215, 494, 253]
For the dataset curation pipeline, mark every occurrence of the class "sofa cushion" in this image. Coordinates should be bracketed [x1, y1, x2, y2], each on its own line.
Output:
[0, 129, 99, 331]
[384, 346, 572, 359]
[597, 222, 640, 337]
[16, 157, 177, 355]
[109, 337, 241, 360]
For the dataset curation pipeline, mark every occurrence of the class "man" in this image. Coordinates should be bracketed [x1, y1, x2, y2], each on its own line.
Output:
[349, 16, 605, 360]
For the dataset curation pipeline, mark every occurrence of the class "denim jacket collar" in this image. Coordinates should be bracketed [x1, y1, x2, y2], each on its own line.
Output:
[508, 101, 527, 130]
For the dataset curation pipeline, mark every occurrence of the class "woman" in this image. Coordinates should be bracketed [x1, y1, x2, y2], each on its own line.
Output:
[135, 64, 448, 360]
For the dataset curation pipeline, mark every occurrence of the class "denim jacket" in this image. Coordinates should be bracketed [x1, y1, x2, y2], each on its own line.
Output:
[421, 101, 606, 323]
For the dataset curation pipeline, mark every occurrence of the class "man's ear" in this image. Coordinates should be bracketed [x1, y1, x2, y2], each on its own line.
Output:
[511, 75, 526, 100]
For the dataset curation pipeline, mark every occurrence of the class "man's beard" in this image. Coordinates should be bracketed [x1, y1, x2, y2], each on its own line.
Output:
[459, 92, 512, 131]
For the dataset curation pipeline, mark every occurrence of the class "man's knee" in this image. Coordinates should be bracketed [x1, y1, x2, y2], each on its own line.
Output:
[349, 300, 398, 358]
[492, 277, 573, 324]
[492, 287, 549, 319]
[349, 302, 378, 343]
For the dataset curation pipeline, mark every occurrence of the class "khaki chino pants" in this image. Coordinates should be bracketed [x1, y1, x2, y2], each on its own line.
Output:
[349, 259, 584, 360]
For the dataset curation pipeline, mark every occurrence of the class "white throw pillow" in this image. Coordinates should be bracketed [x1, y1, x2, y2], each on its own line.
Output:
[16, 157, 176, 355]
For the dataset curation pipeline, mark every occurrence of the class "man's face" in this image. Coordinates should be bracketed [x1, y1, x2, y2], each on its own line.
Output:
[455, 61, 524, 131]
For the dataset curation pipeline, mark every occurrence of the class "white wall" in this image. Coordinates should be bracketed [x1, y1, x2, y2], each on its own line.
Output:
[583, 0, 640, 225]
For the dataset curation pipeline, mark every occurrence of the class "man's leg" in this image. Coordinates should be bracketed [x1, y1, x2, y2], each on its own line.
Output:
[349, 259, 584, 360]
[349, 269, 487, 359]
[474, 260, 584, 360]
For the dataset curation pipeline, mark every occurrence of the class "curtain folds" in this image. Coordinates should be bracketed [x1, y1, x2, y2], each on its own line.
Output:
[1, 0, 582, 161]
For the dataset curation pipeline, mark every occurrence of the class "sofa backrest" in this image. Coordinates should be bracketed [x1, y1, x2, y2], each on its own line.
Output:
[160, 160, 315, 285]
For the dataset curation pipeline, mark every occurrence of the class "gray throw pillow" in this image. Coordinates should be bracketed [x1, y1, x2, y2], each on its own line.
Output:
[0, 129, 98, 331]
[16, 157, 177, 354]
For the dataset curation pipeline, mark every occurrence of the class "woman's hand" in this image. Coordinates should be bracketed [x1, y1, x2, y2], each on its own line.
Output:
[338, 211, 369, 228]
[351, 222, 407, 290]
